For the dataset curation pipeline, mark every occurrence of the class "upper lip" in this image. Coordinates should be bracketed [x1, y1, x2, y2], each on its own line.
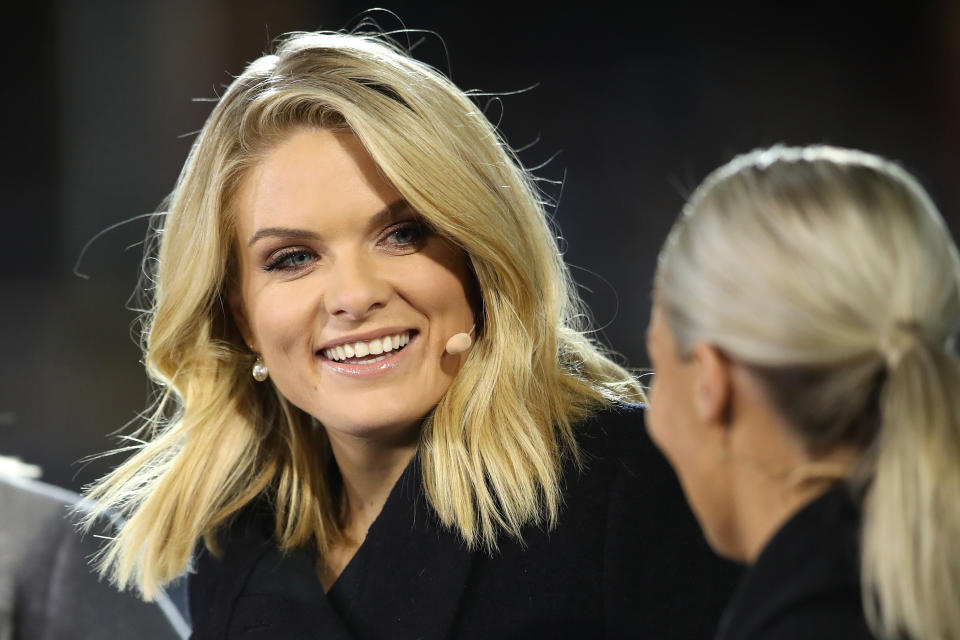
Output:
[316, 327, 417, 351]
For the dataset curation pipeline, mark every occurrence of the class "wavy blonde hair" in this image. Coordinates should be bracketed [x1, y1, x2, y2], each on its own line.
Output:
[656, 145, 960, 640]
[82, 30, 642, 599]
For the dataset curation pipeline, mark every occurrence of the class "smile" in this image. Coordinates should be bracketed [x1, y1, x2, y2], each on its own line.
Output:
[320, 331, 413, 363]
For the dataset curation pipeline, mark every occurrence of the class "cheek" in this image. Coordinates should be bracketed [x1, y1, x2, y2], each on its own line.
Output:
[646, 371, 714, 515]
[246, 281, 317, 356]
[645, 371, 685, 464]
[393, 253, 475, 330]
[648, 377, 735, 555]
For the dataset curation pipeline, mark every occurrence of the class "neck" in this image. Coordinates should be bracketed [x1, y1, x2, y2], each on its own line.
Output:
[733, 471, 838, 563]
[720, 364, 859, 564]
[728, 432, 857, 563]
[327, 430, 419, 543]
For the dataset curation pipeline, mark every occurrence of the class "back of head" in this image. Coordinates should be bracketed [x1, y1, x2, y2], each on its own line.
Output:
[656, 145, 960, 640]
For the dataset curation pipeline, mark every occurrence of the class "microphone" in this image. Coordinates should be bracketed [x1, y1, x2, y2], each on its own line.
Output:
[445, 325, 475, 355]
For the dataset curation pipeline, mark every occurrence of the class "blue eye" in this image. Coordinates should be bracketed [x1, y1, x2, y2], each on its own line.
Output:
[287, 251, 313, 266]
[391, 225, 419, 244]
[264, 249, 317, 271]
[383, 221, 428, 249]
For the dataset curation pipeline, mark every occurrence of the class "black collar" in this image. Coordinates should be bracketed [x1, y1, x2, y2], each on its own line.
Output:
[192, 454, 475, 639]
[714, 483, 863, 640]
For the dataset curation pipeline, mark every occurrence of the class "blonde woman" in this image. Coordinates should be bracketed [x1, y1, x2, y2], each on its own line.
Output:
[646, 145, 960, 640]
[85, 30, 735, 638]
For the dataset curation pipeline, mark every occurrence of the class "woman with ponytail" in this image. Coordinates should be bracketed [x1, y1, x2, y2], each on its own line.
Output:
[646, 145, 960, 640]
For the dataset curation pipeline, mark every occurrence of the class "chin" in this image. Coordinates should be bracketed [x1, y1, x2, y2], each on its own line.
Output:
[702, 529, 740, 562]
[314, 407, 426, 443]
[695, 513, 747, 563]
[685, 490, 743, 562]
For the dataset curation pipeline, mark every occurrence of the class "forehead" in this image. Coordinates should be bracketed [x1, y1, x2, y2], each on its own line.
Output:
[232, 128, 401, 237]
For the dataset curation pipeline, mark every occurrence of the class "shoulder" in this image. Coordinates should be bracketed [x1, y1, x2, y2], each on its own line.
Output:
[573, 401, 648, 462]
[0, 473, 77, 526]
[0, 474, 77, 611]
[717, 486, 873, 640]
[0, 474, 187, 639]
[745, 599, 877, 640]
[566, 402, 742, 638]
[0, 474, 94, 579]
[188, 498, 279, 636]
[572, 401, 687, 503]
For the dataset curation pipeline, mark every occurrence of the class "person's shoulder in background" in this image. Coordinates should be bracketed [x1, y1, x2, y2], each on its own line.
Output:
[578, 402, 743, 639]
[0, 457, 190, 640]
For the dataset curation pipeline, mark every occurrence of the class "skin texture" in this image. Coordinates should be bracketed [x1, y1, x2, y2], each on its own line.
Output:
[644, 302, 739, 557]
[230, 127, 476, 587]
[644, 301, 855, 563]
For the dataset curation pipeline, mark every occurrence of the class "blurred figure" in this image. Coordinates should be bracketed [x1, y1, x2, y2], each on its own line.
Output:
[646, 146, 960, 640]
[0, 456, 188, 639]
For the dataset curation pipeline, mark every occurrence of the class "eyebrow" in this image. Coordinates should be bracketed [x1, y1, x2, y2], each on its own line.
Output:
[246, 199, 412, 247]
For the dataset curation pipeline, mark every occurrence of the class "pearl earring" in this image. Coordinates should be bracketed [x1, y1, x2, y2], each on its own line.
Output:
[252, 355, 269, 382]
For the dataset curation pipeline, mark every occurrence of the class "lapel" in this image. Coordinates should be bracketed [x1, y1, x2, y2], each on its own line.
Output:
[190, 500, 355, 640]
[200, 455, 475, 640]
[221, 545, 355, 640]
[332, 454, 476, 639]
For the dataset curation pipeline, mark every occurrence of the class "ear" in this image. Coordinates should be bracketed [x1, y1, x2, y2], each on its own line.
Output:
[690, 343, 733, 426]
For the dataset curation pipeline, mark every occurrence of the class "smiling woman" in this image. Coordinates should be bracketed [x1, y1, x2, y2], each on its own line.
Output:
[231, 129, 476, 453]
[81, 28, 735, 639]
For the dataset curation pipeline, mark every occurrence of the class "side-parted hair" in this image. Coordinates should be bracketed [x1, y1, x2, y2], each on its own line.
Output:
[656, 145, 960, 640]
[82, 30, 642, 599]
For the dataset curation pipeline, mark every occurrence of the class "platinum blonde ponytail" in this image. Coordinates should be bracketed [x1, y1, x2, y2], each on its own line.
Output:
[865, 335, 960, 640]
[657, 145, 960, 640]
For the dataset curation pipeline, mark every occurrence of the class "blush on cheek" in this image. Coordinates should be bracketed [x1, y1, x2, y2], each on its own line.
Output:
[250, 287, 315, 346]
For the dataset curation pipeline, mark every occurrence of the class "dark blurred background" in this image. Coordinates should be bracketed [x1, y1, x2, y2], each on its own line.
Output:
[2, 0, 958, 492]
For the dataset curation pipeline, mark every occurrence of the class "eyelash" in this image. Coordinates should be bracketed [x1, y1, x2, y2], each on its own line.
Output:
[382, 220, 429, 250]
[263, 248, 316, 272]
[261, 221, 430, 272]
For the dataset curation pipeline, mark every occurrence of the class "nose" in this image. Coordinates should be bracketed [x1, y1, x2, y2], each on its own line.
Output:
[323, 251, 391, 321]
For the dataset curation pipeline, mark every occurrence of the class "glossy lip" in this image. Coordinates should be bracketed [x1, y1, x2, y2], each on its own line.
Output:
[316, 326, 417, 351]
[317, 332, 418, 378]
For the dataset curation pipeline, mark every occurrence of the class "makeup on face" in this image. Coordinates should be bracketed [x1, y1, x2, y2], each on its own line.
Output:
[232, 128, 477, 441]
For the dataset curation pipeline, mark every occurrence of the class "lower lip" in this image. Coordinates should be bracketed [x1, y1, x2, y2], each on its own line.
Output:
[318, 336, 416, 378]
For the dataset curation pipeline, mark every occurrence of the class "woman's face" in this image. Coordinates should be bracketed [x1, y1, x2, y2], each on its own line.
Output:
[645, 301, 736, 556]
[231, 127, 476, 444]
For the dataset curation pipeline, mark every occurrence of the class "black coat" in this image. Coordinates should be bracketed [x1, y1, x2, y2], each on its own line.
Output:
[188, 404, 740, 639]
[715, 484, 877, 640]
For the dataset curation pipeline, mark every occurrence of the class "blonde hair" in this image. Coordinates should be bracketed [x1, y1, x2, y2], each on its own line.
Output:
[82, 30, 641, 599]
[656, 145, 960, 640]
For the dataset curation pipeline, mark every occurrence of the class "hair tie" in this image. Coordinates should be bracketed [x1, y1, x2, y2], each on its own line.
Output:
[879, 321, 922, 369]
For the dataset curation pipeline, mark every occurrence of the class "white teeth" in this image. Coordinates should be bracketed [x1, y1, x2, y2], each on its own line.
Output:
[322, 331, 411, 361]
